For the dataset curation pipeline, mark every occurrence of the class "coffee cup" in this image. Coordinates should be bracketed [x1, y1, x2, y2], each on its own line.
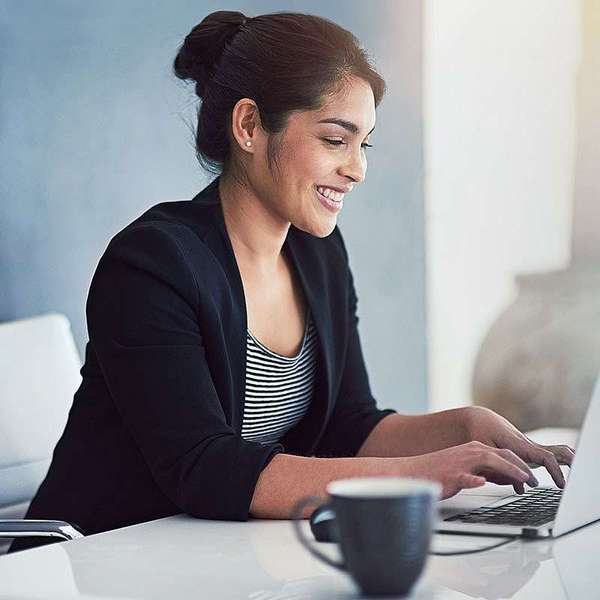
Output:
[291, 477, 441, 597]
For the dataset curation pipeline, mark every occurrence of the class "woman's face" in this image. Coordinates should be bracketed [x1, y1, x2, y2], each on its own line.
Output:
[257, 76, 376, 238]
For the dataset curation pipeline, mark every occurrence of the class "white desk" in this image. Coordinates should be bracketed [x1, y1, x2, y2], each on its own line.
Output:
[1, 428, 596, 599]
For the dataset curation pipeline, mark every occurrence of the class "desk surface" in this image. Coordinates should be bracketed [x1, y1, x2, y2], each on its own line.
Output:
[1, 428, 595, 600]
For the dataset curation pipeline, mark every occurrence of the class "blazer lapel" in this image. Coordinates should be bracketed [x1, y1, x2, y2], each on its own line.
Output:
[281, 229, 333, 455]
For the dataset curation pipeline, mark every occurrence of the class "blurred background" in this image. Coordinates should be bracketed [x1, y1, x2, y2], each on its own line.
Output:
[1, 0, 598, 430]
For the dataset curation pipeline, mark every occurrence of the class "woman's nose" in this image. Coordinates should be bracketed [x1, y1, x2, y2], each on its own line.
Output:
[338, 147, 367, 184]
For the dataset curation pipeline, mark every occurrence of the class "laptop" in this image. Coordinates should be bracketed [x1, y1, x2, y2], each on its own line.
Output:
[436, 374, 600, 538]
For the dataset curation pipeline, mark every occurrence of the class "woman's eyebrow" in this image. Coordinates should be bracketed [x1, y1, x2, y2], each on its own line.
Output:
[317, 117, 376, 135]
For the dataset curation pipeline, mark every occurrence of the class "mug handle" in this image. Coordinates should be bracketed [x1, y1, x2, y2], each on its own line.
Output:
[291, 495, 346, 572]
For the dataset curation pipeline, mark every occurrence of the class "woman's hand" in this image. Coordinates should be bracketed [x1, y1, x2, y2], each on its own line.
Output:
[407, 441, 539, 500]
[462, 406, 575, 493]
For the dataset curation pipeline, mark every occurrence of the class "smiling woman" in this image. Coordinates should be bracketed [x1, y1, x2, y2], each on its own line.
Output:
[173, 10, 383, 238]
[7, 9, 573, 555]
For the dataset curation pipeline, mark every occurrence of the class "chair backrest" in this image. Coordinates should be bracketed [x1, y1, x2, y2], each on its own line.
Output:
[0, 313, 82, 518]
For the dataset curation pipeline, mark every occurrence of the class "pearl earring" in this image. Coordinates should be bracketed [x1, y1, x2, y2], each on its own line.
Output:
[245, 141, 252, 147]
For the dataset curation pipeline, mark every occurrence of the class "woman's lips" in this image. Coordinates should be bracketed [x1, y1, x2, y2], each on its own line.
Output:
[315, 187, 343, 213]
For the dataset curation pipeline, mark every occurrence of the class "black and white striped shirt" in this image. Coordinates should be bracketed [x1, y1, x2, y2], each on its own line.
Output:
[241, 308, 318, 444]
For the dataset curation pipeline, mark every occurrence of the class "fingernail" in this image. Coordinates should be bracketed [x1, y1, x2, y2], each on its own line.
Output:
[531, 477, 539, 487]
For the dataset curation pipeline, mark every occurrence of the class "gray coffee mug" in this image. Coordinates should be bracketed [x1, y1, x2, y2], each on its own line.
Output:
[292, 477, 441, 597]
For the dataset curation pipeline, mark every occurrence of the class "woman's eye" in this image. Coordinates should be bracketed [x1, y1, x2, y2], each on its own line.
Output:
[323, 139, 374, 150]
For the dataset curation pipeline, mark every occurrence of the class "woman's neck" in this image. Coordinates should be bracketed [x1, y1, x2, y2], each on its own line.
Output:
[218, 173, 290, 276]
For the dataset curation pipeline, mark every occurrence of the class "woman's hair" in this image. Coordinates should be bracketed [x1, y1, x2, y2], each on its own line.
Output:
[173, 10, 387, 177]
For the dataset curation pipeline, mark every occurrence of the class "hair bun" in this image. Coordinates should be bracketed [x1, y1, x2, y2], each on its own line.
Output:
[174, 10, 248, 97]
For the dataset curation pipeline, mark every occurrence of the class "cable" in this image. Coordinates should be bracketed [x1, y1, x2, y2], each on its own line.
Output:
[429, 536, 518, 556]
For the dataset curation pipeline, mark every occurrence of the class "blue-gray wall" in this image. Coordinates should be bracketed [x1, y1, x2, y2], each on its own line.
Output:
[0, 1, 427, 414]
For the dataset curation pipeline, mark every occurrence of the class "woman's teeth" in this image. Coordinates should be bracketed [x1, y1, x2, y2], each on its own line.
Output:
[317, 186, 344, 202]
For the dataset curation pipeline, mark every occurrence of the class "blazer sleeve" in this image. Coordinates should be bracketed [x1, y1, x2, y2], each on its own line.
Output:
[314, 228, 397, 458]
[86, 223, 283, 521]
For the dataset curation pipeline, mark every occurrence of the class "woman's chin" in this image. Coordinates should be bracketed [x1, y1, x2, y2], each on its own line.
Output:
[292, 218, 336, 239]
[312, 221, 337, 238]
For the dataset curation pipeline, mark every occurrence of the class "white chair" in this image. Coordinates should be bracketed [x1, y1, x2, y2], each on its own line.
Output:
[0, 313, 86, 553]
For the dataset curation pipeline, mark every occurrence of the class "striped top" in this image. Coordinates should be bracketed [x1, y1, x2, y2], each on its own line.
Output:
[241, 308, 318, 444]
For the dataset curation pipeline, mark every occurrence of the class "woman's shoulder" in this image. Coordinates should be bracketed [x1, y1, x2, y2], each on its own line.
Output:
[97, 225, 206, 302]
[105, 196, 220, 263]
[104, 177, 221, 258]
[87, 198, 228, 311]
[109, 200, 213, 252]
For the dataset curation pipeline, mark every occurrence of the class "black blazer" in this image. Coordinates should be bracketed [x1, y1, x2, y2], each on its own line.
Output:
[10, 176, 395, 552]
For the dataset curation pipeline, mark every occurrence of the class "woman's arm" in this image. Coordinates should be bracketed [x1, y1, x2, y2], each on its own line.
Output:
[355, 408, 472, 457]
[250, 441, 540, 518]
[355, 406, 574, 491]
[250, 453, 404, 518]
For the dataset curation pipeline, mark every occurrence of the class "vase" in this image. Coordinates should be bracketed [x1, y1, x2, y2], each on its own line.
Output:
[472, 264, 600, 431]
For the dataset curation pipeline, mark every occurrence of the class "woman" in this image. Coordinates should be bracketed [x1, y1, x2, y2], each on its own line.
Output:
[9, 10, 573, 554]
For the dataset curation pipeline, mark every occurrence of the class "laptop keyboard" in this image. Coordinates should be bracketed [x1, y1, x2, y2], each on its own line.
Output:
[444, 488, 563, 527]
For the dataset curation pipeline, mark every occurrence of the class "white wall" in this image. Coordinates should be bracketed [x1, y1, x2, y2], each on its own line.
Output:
[424, 1, 581, 411]
[572, 0, 600, 262]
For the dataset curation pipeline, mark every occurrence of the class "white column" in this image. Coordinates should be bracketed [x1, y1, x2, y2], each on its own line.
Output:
[424, 1, 581, 411]
[572, 0, 600, 263]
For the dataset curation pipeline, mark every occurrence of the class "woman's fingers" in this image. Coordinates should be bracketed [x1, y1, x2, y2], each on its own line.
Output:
[549, 444, 575, 466]
[475, 451, 532, 485]
[513, 481, 525, 495]
[505, 439, 572, 486]
[530, 447, 566, 488]
[434, 439, 574, 498]
[520, 442, 570, 486]
[493, 447, 538, 485]
[460, 473, 486, 488]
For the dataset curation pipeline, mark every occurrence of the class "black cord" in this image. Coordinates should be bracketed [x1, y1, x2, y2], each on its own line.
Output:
[429, 536, 518, 556]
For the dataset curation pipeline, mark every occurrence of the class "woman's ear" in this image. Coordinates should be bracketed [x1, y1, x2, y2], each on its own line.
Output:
[230, 98, 263, 152]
